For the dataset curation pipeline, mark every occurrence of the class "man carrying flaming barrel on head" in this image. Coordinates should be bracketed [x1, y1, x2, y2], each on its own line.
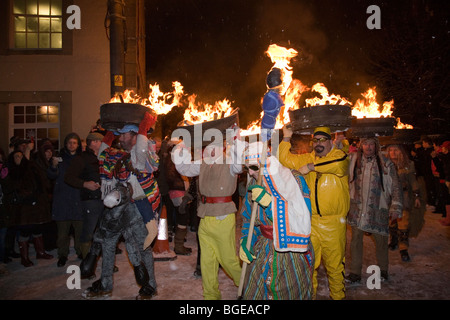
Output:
[278, 125, 350, 300]
[171, 125, 246, 300]
[82, 111, 161, 300]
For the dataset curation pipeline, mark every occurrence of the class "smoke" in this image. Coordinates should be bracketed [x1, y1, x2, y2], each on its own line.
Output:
[146, 0, 376, 130]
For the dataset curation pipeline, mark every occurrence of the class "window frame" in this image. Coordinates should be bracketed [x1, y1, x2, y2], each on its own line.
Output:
[9, 102, 61, 150]
[0, 0, 73, 55]
[11, 0, 64, 50]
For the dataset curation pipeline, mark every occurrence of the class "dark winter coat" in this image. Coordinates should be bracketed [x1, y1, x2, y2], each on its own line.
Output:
[48, 135, 83, 221]
[155, 140, 170, 196]
[4, 151, 52, 226]
[165, 144, 185, 191]
[64, 147, 102, 201]
[0, 170, 12, 229]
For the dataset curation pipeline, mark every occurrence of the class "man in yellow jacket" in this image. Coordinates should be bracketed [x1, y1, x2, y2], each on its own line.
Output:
[278, 125, 350, 300]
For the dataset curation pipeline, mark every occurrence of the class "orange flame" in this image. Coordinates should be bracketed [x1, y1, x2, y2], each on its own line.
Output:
[109, 81, 185, 115]
[305, 83, 352, 107]
[351, 87, 393, 118]
[241, 44, 306, 136]
[395, 117, 414, 129]
[183, 95, 236, 123]
[266, 44, 298, 95]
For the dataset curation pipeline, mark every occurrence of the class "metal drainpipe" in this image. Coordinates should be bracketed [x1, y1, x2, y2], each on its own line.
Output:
[108, 0, 126, 97]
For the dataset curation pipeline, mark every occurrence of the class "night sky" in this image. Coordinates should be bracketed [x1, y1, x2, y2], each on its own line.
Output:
[145, 0, 450, 130]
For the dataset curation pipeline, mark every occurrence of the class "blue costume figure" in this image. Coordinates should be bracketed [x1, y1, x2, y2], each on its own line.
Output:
[261, 67, 284, 141]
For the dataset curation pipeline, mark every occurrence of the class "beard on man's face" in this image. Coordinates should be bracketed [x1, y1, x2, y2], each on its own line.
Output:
[314, 145, 325, 154]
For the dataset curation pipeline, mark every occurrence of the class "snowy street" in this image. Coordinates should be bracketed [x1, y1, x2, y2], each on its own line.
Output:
[0, 209, 449, 301]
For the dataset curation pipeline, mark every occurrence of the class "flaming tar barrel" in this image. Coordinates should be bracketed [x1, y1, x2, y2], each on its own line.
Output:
[392, 128, 422, 143]
[378, 128, 423, 145]
[349, 116, 397, 138]
[175, 110, 239, 147]
[288, 104, 353, 134]
[100, 102, 154, 131]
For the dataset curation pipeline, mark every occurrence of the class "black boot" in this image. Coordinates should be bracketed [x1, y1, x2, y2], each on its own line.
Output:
[134, 263, 149, 287]
[400, 249, 411, 262]
[193, 264, 202, 278]
[80, 252, 98, 279]
[136, 284, 157, 300]
[82, 279, 112, 299]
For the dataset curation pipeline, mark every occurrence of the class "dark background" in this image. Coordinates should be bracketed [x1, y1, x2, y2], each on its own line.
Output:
[145, 0, 450, 134]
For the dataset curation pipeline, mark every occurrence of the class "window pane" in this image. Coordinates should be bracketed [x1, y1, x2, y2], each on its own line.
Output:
[26, 106, 36, 114]
[39, 33, 50, 48]
[51, 0, 62, 16]
[27, 33, 38, 48]
[15, 33, 26, 48]
[51, 33, 62, 48]
[14, 0, 26, 14]
[15, 16, 26, 32]
[48, 128, 59, 139]
[39, 0, 50, 15]
[51, 17, 62, 32]
[14, 106, 24, 114]
[38, 106, 48, 115]
[37, 128, 47, 139]
[14, 129, 24, 138]
[14, 115, 24, 124]
[27, 17, 38, 32]
[26, 115, 35, 123]
[39, 17, 50, 32]
[48, 105, 58, 114]
[48, 115, 59, 123]
[26, 0, 38, 15]
[37, 114, 48, 123]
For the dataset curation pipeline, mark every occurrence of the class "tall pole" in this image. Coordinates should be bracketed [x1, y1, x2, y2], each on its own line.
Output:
[108, 0, 125, 97]
[237, 140, 268, 299]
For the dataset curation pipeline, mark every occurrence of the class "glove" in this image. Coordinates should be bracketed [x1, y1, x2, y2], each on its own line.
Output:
[178, 192, 194, 214]
[282, 125, 293, 139]
[299, 164, 312, 175]
[239, 238, 255, 264]
[248, 185, 271, 208]
[102, 131, 116, 146]
[139, 112, 157, 135]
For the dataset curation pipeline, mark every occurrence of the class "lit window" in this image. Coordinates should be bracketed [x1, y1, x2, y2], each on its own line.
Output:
[13, 0, 63, 49]
[10, 103, 60, 149]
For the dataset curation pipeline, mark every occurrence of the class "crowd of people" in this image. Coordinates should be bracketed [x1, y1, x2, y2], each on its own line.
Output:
[0, 113, 449, 300]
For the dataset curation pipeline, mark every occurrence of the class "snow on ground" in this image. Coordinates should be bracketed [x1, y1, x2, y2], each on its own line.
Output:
[0, 209, 449, 301]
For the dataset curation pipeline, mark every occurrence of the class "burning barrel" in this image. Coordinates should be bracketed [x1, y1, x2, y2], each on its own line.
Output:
[349, 117, 396, 138]
[288, 104, 353, 134]
[175, 110, 239, 147]
[392, 128, 422, 143]
[100, 102, 154, 131]
[378, 128, 423, 145]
